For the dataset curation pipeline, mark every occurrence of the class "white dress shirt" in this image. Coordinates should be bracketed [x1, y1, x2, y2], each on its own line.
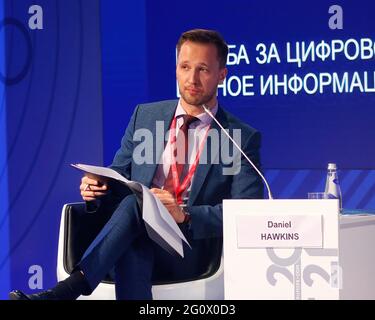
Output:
[152, 100, 218, 191]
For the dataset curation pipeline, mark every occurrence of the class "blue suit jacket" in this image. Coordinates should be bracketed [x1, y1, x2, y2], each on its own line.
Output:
[109, 99, 264, 240]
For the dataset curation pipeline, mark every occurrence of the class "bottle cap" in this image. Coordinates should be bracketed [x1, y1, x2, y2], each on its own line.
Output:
[327, 163, 337, 170]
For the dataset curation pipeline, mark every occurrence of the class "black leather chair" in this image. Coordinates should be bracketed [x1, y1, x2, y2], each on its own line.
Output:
[57, 202, 224, 298]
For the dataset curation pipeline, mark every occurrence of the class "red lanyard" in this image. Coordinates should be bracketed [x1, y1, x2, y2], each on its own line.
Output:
[169, 116, 210, 204]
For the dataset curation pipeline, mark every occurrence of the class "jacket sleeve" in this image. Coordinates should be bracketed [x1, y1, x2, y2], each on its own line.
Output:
[85, 106, 139, 213]
[109, 105, 140, 178]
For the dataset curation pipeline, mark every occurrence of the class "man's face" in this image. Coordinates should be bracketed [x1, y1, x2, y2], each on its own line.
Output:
[176, 41, 227, 108]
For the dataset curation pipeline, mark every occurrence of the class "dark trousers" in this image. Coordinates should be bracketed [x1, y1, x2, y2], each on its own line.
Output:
[78, 194, 154, 299]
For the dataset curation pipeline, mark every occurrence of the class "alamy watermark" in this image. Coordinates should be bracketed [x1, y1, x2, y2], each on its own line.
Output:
[328, 5, 343, 30]
[132, 122, 243, 176]
[28, 5, 43, 30]
[28, 265, 43, 290]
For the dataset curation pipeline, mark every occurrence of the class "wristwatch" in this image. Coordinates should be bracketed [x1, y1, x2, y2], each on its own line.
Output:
[183, 208, 191, 224]
[180, 207, 191, 225]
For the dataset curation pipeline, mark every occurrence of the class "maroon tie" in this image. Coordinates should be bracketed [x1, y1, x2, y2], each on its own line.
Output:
[163, 115, 199, 196]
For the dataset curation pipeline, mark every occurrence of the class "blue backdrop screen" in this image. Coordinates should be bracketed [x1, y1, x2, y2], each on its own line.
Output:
[102, 0, 375, 170]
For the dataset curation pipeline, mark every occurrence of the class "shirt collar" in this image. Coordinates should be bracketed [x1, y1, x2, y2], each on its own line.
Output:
[175, 100, 218, 126]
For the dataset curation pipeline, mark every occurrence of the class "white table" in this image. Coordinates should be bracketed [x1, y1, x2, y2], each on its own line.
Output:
[223, 198, 375, 300]
[339, 214, 375, 299]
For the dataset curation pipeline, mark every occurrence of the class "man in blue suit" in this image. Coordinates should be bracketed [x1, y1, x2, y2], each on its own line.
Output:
[9, 29, 263, 300]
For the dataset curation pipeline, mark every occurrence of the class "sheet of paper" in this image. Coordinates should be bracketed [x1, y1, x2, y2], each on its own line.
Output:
[71, 163, 129, 183]
[141, 186, 184, 257]
[150, 187, 191, 248]
[71, 163, 190, 257]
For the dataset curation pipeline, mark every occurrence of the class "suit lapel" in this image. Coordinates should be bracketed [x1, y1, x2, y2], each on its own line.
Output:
[188, 106, 229, 205]
[140, 101, 176, 187]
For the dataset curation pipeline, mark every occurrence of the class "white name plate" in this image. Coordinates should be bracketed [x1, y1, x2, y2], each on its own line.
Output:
[236, 214, 323, 248]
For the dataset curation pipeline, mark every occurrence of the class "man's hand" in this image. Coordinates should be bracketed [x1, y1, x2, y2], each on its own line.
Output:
[150, 188, 186, 223]
[80, 176, 109, 201]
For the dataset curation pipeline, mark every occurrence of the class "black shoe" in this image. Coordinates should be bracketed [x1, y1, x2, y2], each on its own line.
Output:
[9, 290, 59, 300]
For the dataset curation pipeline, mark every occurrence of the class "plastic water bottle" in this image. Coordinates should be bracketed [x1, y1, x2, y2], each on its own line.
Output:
[324, 163, 342, 212]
